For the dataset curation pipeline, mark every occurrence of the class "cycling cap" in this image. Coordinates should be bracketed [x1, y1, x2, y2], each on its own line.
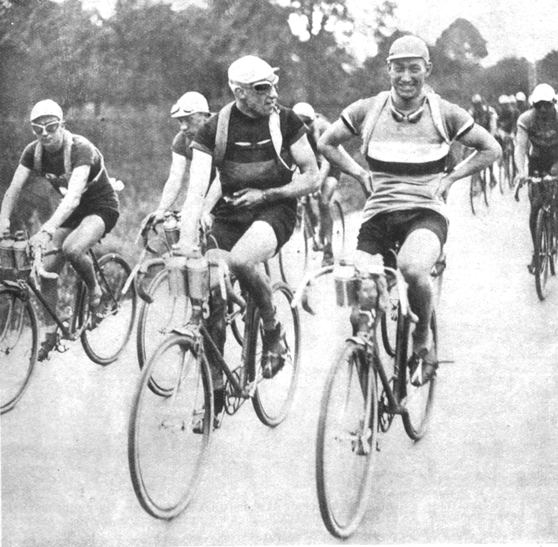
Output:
[228, 55, 279, 86]
[515, 91, 526, 101]
[387, 35, 430, 63]
[498, 94, 510, 104]
[471, 94, 483, 104]
[30, 99, 63, 122]
[170, 92, 210, 118]
[531, 83, 556, 104]
[292, 102, 316, 121]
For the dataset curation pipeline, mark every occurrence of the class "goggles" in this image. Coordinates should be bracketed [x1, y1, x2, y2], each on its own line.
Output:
[31, 121, 62, 135]
[241, 77, 278, 95]
[389, 97, 425, 124]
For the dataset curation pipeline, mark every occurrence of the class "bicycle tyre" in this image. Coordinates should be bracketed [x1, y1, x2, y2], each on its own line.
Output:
[316, 341, 378, 539]
[249, 282, 300, 427]
[278, 203, 309, 286]
[136, 267, 190, 371]
[0, 286, 38, 414]
[128, 333, 213, 519]
[535, 209, 551, 301]
[331, 198, 346, 262]
[80, 253, 137, 365]
[469, 174, 479, 215]
[380, 273, 399, 358]
[399, 311, 437, 441]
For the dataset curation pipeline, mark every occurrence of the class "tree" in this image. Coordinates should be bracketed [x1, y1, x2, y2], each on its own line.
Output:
[435, 18, 488, 65]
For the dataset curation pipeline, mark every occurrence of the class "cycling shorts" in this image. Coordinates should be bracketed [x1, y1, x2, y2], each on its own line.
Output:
[209, 200, 297, 254]
[356, 209, 447, 260]
[61, 201, 120, 235]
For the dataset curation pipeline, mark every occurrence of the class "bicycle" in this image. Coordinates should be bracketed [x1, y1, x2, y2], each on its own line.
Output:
[498, 134, 516, 192]
[127, 246, 300, 519]
[293, 251, 444, 538]
[0, 232, 137, 414]
[278, 192, 345, 286]
[469, 166, 490, 214]
[515, 174, 558, 300]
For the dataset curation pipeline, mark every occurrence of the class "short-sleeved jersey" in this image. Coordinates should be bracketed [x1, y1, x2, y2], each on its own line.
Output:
[341, 92, 473, 222]
[171, 131, 193, 160]
[20, 135, 116, 206]
[191, 104, 306, 194]
[517, 109, 558, 164]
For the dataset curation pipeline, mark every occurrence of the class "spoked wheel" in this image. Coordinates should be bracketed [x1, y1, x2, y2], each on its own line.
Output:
[128, 333, 212, 520]
[0, 287, 38, 414]
[228, 277, 245, 346]
[250, 282, 300, 427]
[316, 341, 377, 539]
[380, 272, 399, 358]
[470, 171, 488, 215]
[81, 254, 137, 365]
[535, 209, 552, 301]
[330, 198, 346, 262]
[278, 202, 309, 287]
[399, 311, 437, 441]
[136, 268, 190, 371]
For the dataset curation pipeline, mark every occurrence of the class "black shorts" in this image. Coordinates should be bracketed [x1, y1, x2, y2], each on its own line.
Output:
[61, 202, 120, 235]
[357, 209, 448, 261]
[209, 199, 297, 254]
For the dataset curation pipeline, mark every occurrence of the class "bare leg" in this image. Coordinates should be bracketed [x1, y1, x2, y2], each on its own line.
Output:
[318, 176, 338, 248]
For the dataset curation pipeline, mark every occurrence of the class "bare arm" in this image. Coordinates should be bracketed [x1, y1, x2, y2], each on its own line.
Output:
[0, 164, 31, 232]
[514, 125, 529, 179]
[42, 164, 90, 233]
[156, 152, 188, 214]
[435, 124, 502, 198]
[318, 120, 372, 195]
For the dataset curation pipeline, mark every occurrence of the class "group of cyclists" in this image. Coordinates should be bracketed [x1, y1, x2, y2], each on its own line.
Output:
[1, 34, 557, 425]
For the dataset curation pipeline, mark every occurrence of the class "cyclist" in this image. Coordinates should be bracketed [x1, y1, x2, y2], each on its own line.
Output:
[318, 35, 501, 386]
[0, 99, 120, 360]
[496, 94, 518, 140]
[515, 91, 529, 115]
[514, 83, 558, 273]
[141, 91, 217, 230]
[469, 93, 499, 187]
[292, 102, 342, 266]
[178, 55, 318, 425]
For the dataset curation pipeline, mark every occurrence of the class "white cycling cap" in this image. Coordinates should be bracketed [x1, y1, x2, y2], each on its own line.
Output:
[228, 55, 279, 86]
[170, 92, 210, 118]
[30, 99, 63, 122]
[387, 35, 430, 63]
[293, 102, 316, 121]
[531, 83, 556, 104]
[515, 91, 526, 101]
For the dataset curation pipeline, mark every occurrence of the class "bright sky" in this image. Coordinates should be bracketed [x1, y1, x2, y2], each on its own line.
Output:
[82, 0, 558, 65]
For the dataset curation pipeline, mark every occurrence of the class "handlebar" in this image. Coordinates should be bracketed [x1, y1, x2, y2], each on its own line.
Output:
[515, 175, 558, 202]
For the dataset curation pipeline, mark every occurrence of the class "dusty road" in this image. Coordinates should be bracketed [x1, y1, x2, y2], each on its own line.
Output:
[3, 179, 558, 545]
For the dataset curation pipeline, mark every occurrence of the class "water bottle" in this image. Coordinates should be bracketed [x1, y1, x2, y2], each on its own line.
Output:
[186, 254, 209, 301]
[0, 230, 15, 280]
[13, 231, 31, 280]
[163, 214, 180, 247]
[334, 260, 357, 307]
[167, 254, 187, 297]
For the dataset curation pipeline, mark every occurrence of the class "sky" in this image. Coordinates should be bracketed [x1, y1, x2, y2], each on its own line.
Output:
[81, 0, 558, 66]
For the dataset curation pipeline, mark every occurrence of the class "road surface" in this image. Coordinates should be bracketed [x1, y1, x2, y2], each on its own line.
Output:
[3, 179, 558, 545]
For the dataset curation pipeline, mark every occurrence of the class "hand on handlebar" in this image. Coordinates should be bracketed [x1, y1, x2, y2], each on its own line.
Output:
[514, 175, 528, 201]
[140, 210, 164, 236]
[29, 230, 52, 251]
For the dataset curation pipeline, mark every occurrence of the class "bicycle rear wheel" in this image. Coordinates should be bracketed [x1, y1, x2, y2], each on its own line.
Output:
[278, 203, 308, 286]
[0, 287, 38, 414]
[128, 333, 212, 519]
[136, 268, 190, 370]
[250, 282, 300, 427]
[399, 311, 437, 441]
[81, 254, 137, 365]
[330, 198, 346, 262]
[535, 209, 551, 301]
[316, 341, 377, 538]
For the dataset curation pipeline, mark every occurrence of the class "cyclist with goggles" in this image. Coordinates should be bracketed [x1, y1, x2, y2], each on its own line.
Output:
[141, 92, 217, 231]
[178, 55, 318, 418]
[319, 36, 500, 386]
[293, 102, 342, 266]
[514, 83, 558, 273]
[0, 99, 119, 360]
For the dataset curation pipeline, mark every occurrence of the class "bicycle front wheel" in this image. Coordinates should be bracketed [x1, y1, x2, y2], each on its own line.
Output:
[535, 209, 551, 301]
[136, 268, 190, 370]
[250, 282, 300, 427]
[0, 287, 38, 414]
[81, 254, 137, 365]
[399, 312, 437, 441]
[128, 333, 212, 519]
[316, 341, 377, 539]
